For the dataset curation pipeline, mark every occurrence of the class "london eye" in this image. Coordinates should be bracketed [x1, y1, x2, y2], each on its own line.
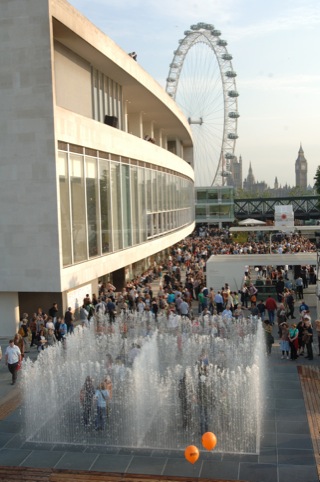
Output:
[166, 23, 239, 186]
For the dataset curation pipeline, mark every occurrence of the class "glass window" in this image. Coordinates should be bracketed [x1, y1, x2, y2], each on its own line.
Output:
[145, 169, 152, 213]
[86, 157, 99, 258]
[111, 162, 122, 250]
[98, 72, 104, 122]
[167, 140, 176, 154]
[92, 69, 99, 121]
[130, 165, 139, 245]
[58, 144, 195, 263]
[152, 170, 157, 212]
[219, 205, 231, 215]
[121, 164, 132, 248]
[209, 205, 220, 216]
[221, 190, 232, 200]
[113, 83, 118, 119]
[147, 213, 152, 238]
[168, 175, 173, 211]
[159, 172, 164, 212]
[99, 159, 111, 253]
[197, 191, 207, 201]
[138, 168, 146, 241]
[70, 153, 87, 262]
[58, 152, 72, 266]
[196, 206, 207, 216]
[104, 77, 110, 116]
[153, 213, 157, 236]
[208, 190, 218, 200]
[117, 85, 122, 130]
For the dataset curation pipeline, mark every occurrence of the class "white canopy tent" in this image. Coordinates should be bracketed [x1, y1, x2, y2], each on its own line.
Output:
[238, 218, 266, 226]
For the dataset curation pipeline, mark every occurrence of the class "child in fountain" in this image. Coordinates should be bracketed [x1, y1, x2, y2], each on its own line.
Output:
[94, 381, 110, 431]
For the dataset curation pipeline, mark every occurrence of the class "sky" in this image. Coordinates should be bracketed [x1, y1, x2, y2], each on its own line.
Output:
[68, 0, 320, 188]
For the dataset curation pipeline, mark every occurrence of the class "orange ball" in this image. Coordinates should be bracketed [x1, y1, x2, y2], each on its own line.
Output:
[201, 432, 217, 451]
[184, 445, 200, 464]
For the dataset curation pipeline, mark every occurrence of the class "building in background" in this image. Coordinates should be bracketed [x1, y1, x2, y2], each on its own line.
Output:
[227, 155, 242, 190]
[295, 144, 308, 190]
[240, 145, 310, 196]
[0, 0, 194, 336]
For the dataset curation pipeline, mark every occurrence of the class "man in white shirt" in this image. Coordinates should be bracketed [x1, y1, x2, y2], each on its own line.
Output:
[5, 339, 21, 385]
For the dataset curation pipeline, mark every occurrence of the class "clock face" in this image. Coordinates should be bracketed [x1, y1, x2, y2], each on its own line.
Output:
[301, 164, 306, 170]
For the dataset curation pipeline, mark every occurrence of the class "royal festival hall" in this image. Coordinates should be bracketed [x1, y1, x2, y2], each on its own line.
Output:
[0, 0, 195, 336]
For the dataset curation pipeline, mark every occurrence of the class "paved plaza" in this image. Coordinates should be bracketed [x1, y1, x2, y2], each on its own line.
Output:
[0, 287, 319, 482]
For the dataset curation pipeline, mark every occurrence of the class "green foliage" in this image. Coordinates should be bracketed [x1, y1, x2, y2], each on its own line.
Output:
[314, 166, 320, 194]
[313, 166, 320, 208]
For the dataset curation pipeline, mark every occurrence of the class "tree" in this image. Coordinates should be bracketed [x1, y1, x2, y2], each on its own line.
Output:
[313, 166, 320, 208]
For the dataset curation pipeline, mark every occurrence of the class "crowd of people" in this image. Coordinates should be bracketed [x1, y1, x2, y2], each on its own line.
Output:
[194, 226, 317, 255]
[3, 228, 319, 389]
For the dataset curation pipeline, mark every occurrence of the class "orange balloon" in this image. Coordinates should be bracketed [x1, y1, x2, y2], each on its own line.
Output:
[201, 432, 217, 451]
[184, 445, 200, 464]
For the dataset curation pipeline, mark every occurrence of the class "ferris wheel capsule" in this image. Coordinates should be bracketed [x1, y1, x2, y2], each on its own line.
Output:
[228, 112, 240, 118]
[226, 70, 237, 78]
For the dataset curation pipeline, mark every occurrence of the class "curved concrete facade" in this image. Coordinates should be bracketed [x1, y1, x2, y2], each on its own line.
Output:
[0, 0, 195, 336]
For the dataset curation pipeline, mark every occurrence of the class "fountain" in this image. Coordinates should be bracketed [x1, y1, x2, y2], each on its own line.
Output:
[22, 311, 265, 454]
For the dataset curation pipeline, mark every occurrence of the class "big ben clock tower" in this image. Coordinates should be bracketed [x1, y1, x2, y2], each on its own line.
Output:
[295, 144, 307, 190]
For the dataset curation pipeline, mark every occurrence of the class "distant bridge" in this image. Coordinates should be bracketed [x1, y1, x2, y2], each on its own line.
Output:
[234, 195, 320, 221]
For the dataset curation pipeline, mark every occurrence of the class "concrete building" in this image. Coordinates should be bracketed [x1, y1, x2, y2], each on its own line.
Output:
[0, 0, 195, 336]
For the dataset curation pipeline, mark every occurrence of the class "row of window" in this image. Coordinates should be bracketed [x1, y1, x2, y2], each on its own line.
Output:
[58, 146, 194, 267]
[92, 68, 123, 129]
[196, 187, 234, 202]
[196, 205, 234, 218]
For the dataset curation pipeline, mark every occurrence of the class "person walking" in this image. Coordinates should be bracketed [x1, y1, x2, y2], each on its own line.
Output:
[265, 295, 277, 325]
[263, 320, 274, 356]
[279, 322, 290, 359]
[288, 323, 299, 360]
[64, 307, 74, 334]
[295, 276, 304, 300]
[214, 291, 224, 314]
[48, 302, 59, 324]
[5, 339, 22, 385]
[257, 300, 266, 321]
[285, 290, 295, 319]
[303, 318, 314, 360]
[59, 319, 68, 339]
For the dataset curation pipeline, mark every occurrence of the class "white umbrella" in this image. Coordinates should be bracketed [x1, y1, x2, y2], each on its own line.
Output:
[238, 218, 266, 226]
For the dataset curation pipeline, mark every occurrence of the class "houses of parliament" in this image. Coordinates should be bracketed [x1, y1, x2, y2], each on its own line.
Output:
[227, 144, 310, 196]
